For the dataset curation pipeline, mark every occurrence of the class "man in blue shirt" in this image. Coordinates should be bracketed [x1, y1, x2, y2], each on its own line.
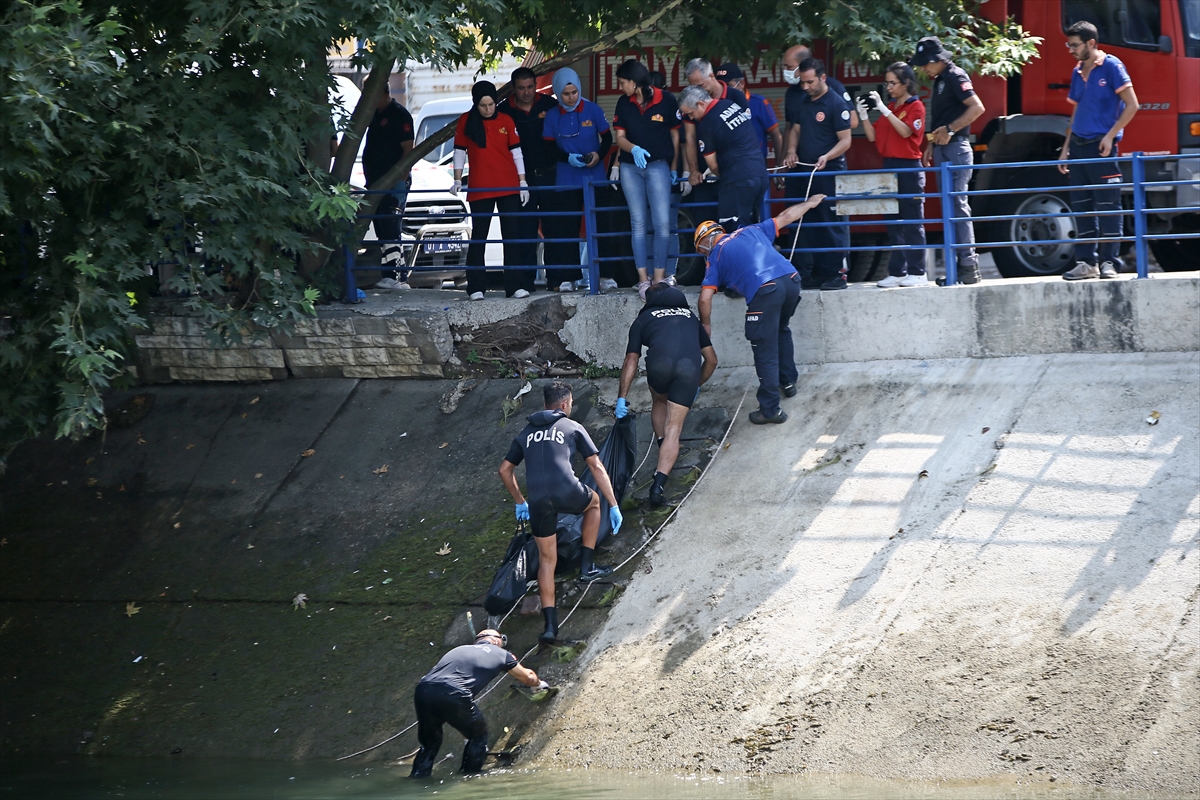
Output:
[1057, 20, 1139, 280]
[695, 194, 825, 424]
[781, 59, 853, 291]
[680, 84, 769, 231]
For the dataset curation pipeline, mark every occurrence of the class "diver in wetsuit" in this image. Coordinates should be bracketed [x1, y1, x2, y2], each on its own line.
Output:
[410, 629, 543, 777]
[499, 382, 624, 643]
[617, 283, 718, 505]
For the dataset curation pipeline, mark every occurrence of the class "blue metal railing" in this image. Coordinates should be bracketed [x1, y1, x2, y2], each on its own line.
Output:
[342, 151, 1198, 300]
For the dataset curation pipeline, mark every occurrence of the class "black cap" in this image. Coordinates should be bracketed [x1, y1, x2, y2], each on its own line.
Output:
[910, 36, 951, 66]
[715, 63, 744, 81]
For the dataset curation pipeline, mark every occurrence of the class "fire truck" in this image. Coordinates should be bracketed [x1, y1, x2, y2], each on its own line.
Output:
[588, 0, 1199, 276]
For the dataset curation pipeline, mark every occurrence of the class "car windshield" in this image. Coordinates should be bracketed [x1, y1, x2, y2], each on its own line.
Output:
[417, 114, 460, 163]
[1183, 0, 1200, 57]
[1062, 0, 1161, 48]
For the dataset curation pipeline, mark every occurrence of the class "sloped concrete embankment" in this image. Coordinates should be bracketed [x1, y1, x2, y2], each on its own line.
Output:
[532, 352, 1200, 793]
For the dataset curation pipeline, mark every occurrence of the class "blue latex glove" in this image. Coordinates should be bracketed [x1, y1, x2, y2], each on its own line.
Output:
[631, 146, 650, 168]
[615, 397, 628, 419]
[568, 153, 586, 168]
[609, 505, 623, 535]
[670, 170, 679, 184]
[515, 502, 530, 521]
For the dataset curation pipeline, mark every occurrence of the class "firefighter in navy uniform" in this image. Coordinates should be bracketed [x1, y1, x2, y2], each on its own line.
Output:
[616, 283, 718, 506]
[911, 36, 985, 284]
[785, 59, 853, 291]
[410, 630, 543, 778]
[498, 382, 623, 643]
[679, 84, 769, 231]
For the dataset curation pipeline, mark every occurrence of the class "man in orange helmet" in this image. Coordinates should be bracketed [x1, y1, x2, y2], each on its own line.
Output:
[694, 195, 825, 424]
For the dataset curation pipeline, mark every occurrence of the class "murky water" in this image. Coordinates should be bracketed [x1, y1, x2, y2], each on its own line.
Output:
[1, 757, 1183, 800]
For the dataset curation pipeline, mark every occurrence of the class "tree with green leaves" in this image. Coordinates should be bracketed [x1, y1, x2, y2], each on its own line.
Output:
[0, 0, 1038, 455]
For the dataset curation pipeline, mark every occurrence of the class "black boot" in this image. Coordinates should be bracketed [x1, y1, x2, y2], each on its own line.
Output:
[540, 606, 558, 643]
[649, 471, 669, 507]
[578, 546, 613, 583]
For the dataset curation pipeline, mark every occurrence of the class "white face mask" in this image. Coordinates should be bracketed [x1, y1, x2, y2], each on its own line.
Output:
[783, 66, 801, 85]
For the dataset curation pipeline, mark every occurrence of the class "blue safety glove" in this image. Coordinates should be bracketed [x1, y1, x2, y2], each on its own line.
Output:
[631, 146, 650, 169]
[515, 502, 530, 521]
[615, 397, 628, 419]
[670, 170, 679, 184]
[609, 505, 623, 535]
[568, 153, 586, 168]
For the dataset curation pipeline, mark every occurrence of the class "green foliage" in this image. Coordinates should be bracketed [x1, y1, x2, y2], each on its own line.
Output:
[581, 362, 621, 379]
[1, 0, 1040, 448]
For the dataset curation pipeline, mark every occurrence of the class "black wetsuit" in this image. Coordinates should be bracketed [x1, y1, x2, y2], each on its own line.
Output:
[411, 642, 519, 777]
[504, 410, 598, 538]
[626, 286, 712, 407]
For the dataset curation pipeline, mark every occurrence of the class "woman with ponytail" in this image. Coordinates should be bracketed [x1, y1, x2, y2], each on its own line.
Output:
[612, 59, 681, 298]
[452, 81, 530, 300]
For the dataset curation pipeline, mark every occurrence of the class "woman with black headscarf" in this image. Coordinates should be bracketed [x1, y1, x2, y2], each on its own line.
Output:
[452, 81, 531, 300]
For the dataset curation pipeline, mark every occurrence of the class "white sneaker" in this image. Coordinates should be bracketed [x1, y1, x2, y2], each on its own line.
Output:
[898, 273, 929, 287]
[558, 281, 574, 293]
[662, 275, 677, 286]
[636, 280, 651, 301]
[375, 277, 403, 290]
[513, 289, 530, 299]
[469, 291, 485, 301]
[877, 275, 904, 288]
[599, 278, 619, 292]
[397, 282, 411, 290]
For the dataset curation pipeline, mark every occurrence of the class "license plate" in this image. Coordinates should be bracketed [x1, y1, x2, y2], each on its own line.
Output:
[423, 239, 463, 253]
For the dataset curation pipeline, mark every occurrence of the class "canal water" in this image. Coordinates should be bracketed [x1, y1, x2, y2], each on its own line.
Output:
[1, 757, 1181, 800]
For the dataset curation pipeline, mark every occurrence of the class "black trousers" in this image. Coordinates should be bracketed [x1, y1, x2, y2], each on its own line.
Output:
[746, 272, 801, 416]
[542, 188, 584, 288]
[466, 193, 528, 297]
[717, 175, 768, 230]
[514, 170, 558, 291]
[883, 157, 927, 276]
[1068, 138, 1123, 266]
[410, 682, 489, 777]
[797, 170, 848, 285]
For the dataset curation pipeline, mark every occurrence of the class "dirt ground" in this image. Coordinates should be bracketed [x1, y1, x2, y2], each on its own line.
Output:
[526, 353, 1200, 795]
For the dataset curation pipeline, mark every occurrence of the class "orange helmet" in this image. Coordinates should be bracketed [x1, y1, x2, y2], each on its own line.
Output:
[693, 220, 725, 250]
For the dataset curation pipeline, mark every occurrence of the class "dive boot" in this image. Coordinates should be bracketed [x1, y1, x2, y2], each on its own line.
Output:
[648, 471, 669, 507]
[578, 564, 614, 583]
[539, 607, 558, 644]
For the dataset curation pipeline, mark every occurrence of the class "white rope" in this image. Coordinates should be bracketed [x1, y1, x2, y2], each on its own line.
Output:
[787, 162, 822, 261]
[336, 389, 748, 762]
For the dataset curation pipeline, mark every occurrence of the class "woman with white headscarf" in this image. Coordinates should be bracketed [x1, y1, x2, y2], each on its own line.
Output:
[541, 68, 611, 292]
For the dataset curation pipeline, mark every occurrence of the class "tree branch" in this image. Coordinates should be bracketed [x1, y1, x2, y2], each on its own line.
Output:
[330, 60, 393, 186]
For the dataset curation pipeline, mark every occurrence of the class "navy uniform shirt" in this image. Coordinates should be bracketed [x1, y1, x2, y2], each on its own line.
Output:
[928, 61, 976, 134]
[785, 75, 851, 131]
[363, 99, 415, 185]
[792, 86, 851, 167]
[696, 97, 768, 181]
[419, 642, 519, 698]
[625, 287, 712, 369]
[613, 87, 682, 164]
[504, 409, 598, 505]
[498, 93, 560, 176]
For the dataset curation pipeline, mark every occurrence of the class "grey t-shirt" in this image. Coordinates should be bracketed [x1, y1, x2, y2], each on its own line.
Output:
[419, 643, 519, 697]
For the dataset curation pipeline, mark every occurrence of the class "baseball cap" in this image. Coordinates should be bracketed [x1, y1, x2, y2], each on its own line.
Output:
[715, 63, 744, 82]
[910, 36, 952, 66]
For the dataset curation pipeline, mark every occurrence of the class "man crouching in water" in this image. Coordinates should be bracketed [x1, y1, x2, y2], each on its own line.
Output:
[499, 382, 624, 643]
[411, 629, 543, 777]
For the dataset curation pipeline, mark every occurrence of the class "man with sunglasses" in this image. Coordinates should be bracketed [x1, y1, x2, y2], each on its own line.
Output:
[411, 629, 544, 777]
[1057, 20, 1138, 281]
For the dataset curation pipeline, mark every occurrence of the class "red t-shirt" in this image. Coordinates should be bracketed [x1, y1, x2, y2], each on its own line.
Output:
[874, 96, 925, 160]
[454, 111, 522, 200]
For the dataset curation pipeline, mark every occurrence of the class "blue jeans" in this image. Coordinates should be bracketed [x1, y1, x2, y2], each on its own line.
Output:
[621, 160, 673, 276]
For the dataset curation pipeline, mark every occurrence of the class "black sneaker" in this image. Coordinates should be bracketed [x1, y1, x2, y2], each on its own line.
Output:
[819, 278, 847, 291]
[781, 383, 797, 398]
[578, 564, 614, 583]
[749, 409, 788, 425]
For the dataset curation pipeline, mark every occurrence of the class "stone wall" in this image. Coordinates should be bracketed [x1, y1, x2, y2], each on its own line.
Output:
[136, 311, 446, 383]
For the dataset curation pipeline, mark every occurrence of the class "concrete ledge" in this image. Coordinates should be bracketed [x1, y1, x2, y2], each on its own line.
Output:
[135, 273, 1199, 383]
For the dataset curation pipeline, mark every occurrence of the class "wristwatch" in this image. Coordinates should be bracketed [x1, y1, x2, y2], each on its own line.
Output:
[946, 127, 957, 138]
